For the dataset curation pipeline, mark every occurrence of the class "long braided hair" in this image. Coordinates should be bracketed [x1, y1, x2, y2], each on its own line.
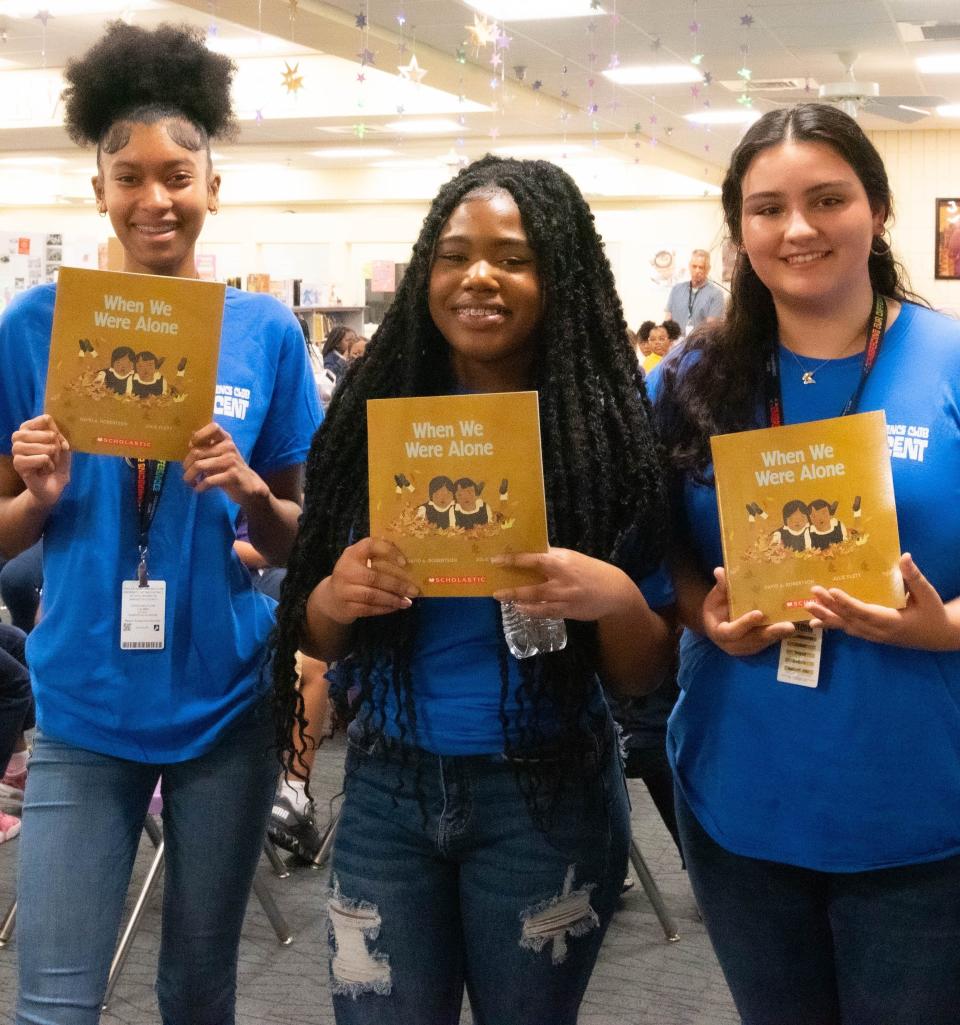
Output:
[656, 103, 925, 484]
[272, 156, 668, 782]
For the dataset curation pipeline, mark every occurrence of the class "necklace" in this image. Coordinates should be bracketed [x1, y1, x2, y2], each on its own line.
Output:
[783, 331, 865, 385]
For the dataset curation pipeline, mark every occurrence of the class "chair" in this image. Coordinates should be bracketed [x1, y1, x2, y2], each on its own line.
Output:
[627, 831, 680, 942]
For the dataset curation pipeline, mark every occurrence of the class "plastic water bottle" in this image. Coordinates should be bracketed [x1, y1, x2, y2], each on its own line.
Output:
[500, 601, 568, 659]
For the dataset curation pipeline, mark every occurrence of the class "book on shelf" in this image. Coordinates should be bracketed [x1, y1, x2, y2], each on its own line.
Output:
[44, 267, 224, 461]
[367, 391, 549, 597]
[710, 410, 905, 622]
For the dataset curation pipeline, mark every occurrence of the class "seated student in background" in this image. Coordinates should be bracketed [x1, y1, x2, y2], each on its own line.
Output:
[321, 324, 358, 382]
[634, 319, 656, 364]
[272, 155, 672, 1025]
[641, 322, 671, 374]
[651, 103, 960, 1025]
[234, 514, 330, 862]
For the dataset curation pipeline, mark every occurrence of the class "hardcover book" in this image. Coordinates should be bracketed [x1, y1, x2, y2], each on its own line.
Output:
[367, 391, 550, 597]
[710, 410, 905, 622]
[44, 267, 224, 461]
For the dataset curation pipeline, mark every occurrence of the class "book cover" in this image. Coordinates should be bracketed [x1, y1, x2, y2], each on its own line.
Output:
[710, 410, 905, 622]
[367, 391, 549, 597]
[44, 267, 224, 461]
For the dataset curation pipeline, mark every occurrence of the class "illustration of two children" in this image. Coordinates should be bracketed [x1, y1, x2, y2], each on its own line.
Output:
[96, 346, 182, 399]
[416, 475, 491, 530]
[772, 499, 848, 552]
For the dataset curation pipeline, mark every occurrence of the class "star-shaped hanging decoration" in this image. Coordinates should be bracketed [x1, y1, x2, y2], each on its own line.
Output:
[737, 66, 751, 80]
[353, 122, 368, 138]
[396, 104, 405, 114]
[608, 53, 620, 69]
[649, 114, 658, 124]
[740, 13, 754, 26]
[281, 61, 304, 94]
[689, 20, 701, 33]
[704, 143, 711, 152]
[467, 14, 497, 48]
[703, 70, 713, 85]
[396, 12, 406, 26]
[358, 48, 376, 66]
[489, 50, 502, 69]
[356, 71, 366, 82]
[355, 12, 367, 28]
[489, 126, 500, 139]
[399, 54, 427, 83]
[559, 110, 569, 121]
[587, 77, 595, 88]
[691, 84, 700, 98]
[650, 37, 661, 52]
[532, 80, 542, 91]
[587, 102, 599, 115]
[736, 92, 754, 107]
[455, 46, 467, 64]
[496, 29, 512, 50]
[489, 76, 500, 89]
[513, 64, 527, 81]
[561, 88, 569, 99]
[208, 23, 218, 37]
[691, 53, 704, 65]
[34, 9, 52, 27]
[611, 13, 621, 26]
[255, 108, 264, 124]
[458, 113, 467, 126]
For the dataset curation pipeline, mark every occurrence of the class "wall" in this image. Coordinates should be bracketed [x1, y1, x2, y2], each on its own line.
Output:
[0, 197, 726, 330]
[870, 129, 960, 317]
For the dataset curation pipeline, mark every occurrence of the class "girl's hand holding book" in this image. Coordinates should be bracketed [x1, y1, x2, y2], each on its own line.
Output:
[11, 413, 72, 509]
[702, 567, 795, 657]
[317, 537, 420, 625]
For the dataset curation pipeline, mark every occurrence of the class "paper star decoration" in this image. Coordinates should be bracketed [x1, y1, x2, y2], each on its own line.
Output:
[281, 62, 304, 94]
[737, 66, 752, 80]
[692, 53, 704, 65]
[740, 13, 754, 26]
[532, 80, 543, 91]
[255, 108, 264, 124]
[396, 104, 405, 114]
[703, 70, 713, 85]
[489, 50, 502, 69]
[34, 9, 52, 27]
[689, 20, 701, 33]
[358, 48, 376, 66]
[587, 102, 599, 115]
[496, 29, 512, 50]
[396, 12, 406, 25]
[467, 14, 497, 48]
[456, 46, 467, 64]
[355, 12, 366, 28]
[353, 122, 368, 138]
[399, 54, 427, 83]
[356, 71, 366, 82]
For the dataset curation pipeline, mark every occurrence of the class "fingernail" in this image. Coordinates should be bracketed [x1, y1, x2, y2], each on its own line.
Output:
[401, 596, 413, 607]
[490, 555, 505, 565]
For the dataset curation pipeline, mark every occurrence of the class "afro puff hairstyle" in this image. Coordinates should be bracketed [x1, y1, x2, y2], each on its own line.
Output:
[62, 21, 237, 152]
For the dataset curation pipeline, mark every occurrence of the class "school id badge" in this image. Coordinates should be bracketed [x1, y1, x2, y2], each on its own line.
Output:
[120, 580, 166, 650]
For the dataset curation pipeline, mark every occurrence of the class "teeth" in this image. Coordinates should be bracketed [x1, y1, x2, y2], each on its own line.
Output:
[136, 225, 175, 235]
[458, 306, 505, 316]
[785, 252, 827, 265]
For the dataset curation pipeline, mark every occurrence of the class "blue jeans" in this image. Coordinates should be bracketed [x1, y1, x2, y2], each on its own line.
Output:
[676, 787, 960, 1025]
[328, 723, 630, 1025]
[15, 697, 277, 1025]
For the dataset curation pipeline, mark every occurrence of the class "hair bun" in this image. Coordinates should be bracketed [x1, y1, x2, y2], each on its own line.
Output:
[62, 21, 237, 146]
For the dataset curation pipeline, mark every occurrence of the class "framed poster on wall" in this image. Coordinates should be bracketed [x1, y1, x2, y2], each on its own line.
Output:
[935, 199, 960, 280]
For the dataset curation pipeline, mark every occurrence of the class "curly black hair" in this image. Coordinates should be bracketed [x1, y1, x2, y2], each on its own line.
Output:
[62, 21, 237, 157]
[656, 104, 925, 484]
[272, 155, 669, 788]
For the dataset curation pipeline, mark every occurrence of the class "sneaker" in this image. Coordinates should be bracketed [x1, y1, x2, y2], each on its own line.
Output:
[268, 794, 322, 863]
[0, 810, 20, 844]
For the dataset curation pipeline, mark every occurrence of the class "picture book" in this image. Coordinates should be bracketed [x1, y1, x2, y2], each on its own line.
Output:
[710, 410, 905, 622]
[44, 267, 225, 461]
[367, 391, 550, 597]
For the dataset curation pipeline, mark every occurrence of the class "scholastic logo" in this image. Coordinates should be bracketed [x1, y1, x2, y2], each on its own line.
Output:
[97, 436, 151, 449]
[427, 575, 487, 584]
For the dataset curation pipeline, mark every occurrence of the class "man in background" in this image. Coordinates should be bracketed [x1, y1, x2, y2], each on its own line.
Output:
[664, 249, 726, 336]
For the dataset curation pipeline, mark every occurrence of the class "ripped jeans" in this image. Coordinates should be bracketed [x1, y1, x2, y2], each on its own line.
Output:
[327, 723, 630, 1025]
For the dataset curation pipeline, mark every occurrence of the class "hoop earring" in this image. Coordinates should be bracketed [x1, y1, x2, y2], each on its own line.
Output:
[208, 206, 219, 216]
[870, 233, 891, 256]
[98, 207, 107, 218]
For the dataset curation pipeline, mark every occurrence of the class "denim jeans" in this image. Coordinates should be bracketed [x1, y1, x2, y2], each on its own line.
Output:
[15, 696, 277, 1025]
[328, 724, 630, 1025]
[676, 787, 960, 1025]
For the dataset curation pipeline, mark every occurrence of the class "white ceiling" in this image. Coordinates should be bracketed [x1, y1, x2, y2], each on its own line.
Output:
[0, 0, 958, 201]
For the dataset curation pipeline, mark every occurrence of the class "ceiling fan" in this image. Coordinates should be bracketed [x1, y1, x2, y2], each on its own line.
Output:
[817, 51, 946, 123]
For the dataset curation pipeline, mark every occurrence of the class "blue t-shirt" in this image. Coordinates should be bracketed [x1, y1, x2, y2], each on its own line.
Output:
[0, 284, 322, 761]
[351, 544, 674, 757]
[649, 302, 960, 871]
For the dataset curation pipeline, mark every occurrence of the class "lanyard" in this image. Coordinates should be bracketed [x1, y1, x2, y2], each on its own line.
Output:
[688, 283, 698, 319]
[132, 458, 167, 586]
[765, 293, 888, 428]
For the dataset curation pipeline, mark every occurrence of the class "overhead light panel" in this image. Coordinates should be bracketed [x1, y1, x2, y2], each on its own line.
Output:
[0, 0, 158, 15]
[310, 147, 396, 159]
[684, 109, 762, 125]
[603, 64, 703, 86]
[493, 143, 588, 157]
[916, 54, 960, 74]
[384, 118, 462, 134]
[937, 103, 960, 116]
[464, 0, 601, 20]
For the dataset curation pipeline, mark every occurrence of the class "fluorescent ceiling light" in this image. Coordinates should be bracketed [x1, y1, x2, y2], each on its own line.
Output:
[684, 109, 762, 125]
[464, 0, 601, 19]
[205, 34, 310, 58]
[603, 65, 703, 86]
[916, 54, 960, 75]
[384, 118, 462, 134]
[310, 147, 396, 159]
[371, 158, 448, 169]
[937, 103, 960, 117]
[493, 143, 588, 157]
[0, 0, 157, 15]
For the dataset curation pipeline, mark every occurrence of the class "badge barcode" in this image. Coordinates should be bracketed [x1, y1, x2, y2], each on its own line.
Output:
[123, 641, 163, 649]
